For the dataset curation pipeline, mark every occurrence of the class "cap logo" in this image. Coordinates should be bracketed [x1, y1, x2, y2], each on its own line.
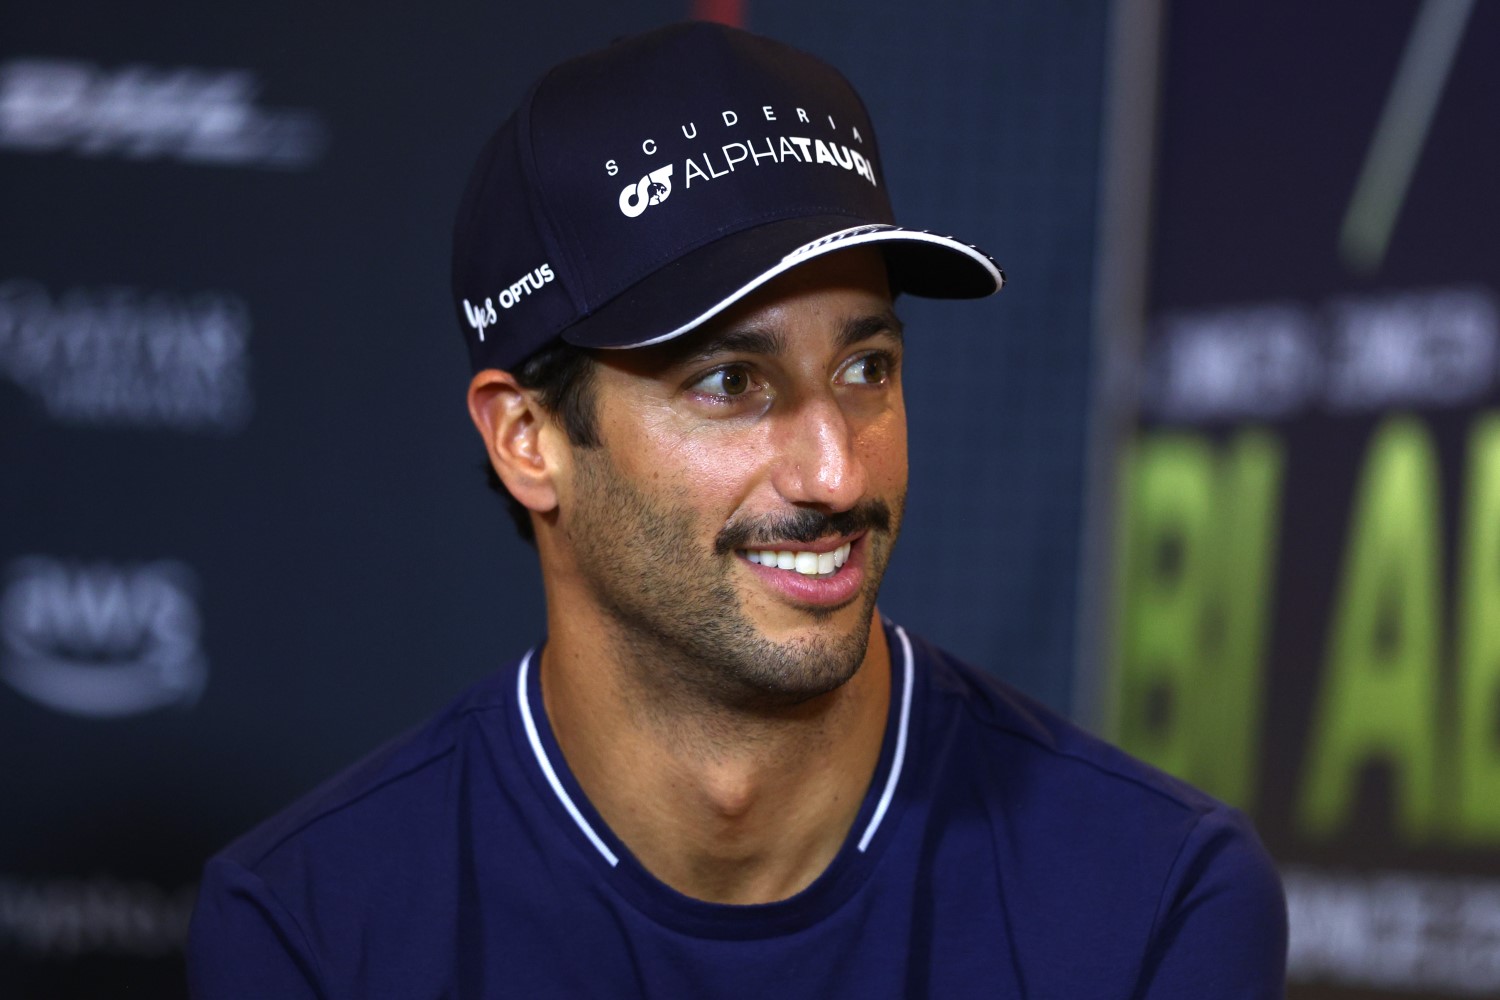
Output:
[462, 297, 498, 341]
[461, 262, 555, 342]
[610, 104, 878, 223]
[619, 164, 674, 218]
[451, 24, 1002, 373]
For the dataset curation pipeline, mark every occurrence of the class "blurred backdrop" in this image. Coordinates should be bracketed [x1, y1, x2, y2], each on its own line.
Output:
[1, 1, 1495, 997]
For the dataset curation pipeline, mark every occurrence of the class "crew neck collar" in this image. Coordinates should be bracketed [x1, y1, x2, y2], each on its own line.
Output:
[511, 621, 919, 939]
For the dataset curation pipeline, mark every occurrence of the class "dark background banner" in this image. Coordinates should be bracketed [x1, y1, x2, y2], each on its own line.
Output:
[0, 1, 1107, 993]
[1112, 2, 1500, 997]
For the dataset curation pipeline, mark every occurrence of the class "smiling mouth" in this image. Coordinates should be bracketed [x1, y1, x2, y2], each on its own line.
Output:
[737, 541, 853, 578]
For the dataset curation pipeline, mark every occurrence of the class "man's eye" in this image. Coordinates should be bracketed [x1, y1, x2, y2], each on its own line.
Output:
[691, 366, 755, 397]
[842, 354, 891, 385]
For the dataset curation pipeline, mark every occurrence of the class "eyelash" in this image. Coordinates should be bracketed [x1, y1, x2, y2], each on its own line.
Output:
[842, 351, 896, 386]
[687, 364, 765, 404]
[685, 350, 898, 405]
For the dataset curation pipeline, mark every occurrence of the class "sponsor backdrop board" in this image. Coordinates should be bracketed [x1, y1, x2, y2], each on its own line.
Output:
[1109, 2, 1500, 997]
[0, 1, 1107, 993]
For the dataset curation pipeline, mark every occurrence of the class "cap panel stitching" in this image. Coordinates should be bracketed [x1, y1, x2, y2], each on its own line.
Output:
[515, 68, 589, 323]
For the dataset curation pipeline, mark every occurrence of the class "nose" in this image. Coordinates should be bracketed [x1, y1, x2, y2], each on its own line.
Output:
[771, 395, 867, 511]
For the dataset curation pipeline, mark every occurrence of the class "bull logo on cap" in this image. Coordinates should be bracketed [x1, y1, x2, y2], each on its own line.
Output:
[618, 164, 674, 218]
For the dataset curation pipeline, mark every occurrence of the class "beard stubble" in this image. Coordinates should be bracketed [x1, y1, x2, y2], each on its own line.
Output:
[566, 445, 902, 715]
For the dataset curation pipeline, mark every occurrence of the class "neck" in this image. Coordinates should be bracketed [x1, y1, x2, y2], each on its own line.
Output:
[539, 610, 892, 904]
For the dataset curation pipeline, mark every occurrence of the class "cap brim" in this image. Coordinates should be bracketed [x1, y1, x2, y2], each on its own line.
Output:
[560, 216, 1004, 351]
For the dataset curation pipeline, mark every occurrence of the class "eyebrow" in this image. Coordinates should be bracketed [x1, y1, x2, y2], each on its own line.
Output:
[680, 308, 905, 365]
[838, 309, 905, 350]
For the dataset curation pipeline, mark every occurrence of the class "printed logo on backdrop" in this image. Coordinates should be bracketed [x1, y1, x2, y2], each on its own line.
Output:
[0, 874, 195, 957]
[1116, 288, 1500, 998]
[1286, 868, 1500, 995]
[0, 58, 326, 169]
[0, 557, 206, 718]
[0, 279, 252, 432]
[1139, 287, 1500, 421]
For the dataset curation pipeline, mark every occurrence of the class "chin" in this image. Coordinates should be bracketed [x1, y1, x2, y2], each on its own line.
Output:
[727, 602, 879, 706]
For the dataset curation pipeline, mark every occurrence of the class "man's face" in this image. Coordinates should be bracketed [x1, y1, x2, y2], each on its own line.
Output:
[556, 248, 907, 709]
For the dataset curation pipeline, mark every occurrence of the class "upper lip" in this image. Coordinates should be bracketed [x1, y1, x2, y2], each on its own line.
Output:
[736, 532, 862, 555]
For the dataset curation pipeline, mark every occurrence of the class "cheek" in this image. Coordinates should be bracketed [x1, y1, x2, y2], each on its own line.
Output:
[859, 407, 908, 492]
[667, 435, 772, 508]
[614, 413, 772, 512]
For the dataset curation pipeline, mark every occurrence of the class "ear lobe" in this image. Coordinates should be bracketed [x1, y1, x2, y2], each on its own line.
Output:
[467, 369, 561, 516]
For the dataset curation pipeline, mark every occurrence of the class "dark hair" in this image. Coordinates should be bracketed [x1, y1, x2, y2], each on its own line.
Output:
[483, 339, 600, 543]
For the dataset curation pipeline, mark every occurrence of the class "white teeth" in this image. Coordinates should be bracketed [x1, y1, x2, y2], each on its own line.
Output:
[741, 541, 855, 577]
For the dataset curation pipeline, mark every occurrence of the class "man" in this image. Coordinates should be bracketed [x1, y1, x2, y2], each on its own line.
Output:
[189, 22, 1287, 997]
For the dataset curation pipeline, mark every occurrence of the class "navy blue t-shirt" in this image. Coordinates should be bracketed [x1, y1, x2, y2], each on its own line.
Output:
[188, 624, 1287, 997]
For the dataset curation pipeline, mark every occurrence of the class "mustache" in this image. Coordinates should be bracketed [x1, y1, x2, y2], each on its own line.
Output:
[713, 499, 893, 556]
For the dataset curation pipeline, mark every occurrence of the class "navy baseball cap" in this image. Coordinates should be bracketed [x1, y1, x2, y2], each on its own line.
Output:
[452, 21, 1004, 372]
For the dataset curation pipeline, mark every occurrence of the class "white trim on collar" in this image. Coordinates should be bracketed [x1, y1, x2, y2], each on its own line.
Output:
[518, 626, 914, 866]
[859, 624, 914, 852]
[517, 649, 620, 867]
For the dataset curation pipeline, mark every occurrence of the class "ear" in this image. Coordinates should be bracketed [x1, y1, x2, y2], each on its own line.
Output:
[467, 369, 562, 517]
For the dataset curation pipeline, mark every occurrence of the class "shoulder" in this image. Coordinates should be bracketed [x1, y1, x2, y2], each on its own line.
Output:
[189, 658, 527, 992]
[213, 660, 516, 875]
[903, 630, 1286, 991]
[909, 629, 1227, 822]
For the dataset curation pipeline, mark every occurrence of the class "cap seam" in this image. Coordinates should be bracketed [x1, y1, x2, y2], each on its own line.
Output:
[516, 70, 589, 320]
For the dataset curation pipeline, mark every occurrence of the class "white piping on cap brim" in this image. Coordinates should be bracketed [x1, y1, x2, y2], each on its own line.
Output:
[599, 224, 1005, 351]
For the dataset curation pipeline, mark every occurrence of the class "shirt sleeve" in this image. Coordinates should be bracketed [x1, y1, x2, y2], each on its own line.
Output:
[1131, 806, 1289, 999]
[187, 857, 326, 999]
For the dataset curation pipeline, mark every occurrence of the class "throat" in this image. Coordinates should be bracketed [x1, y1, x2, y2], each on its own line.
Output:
[648, 754, 864, 904]
[601, 684, 885, 903]
[538, 611, 894, 904]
